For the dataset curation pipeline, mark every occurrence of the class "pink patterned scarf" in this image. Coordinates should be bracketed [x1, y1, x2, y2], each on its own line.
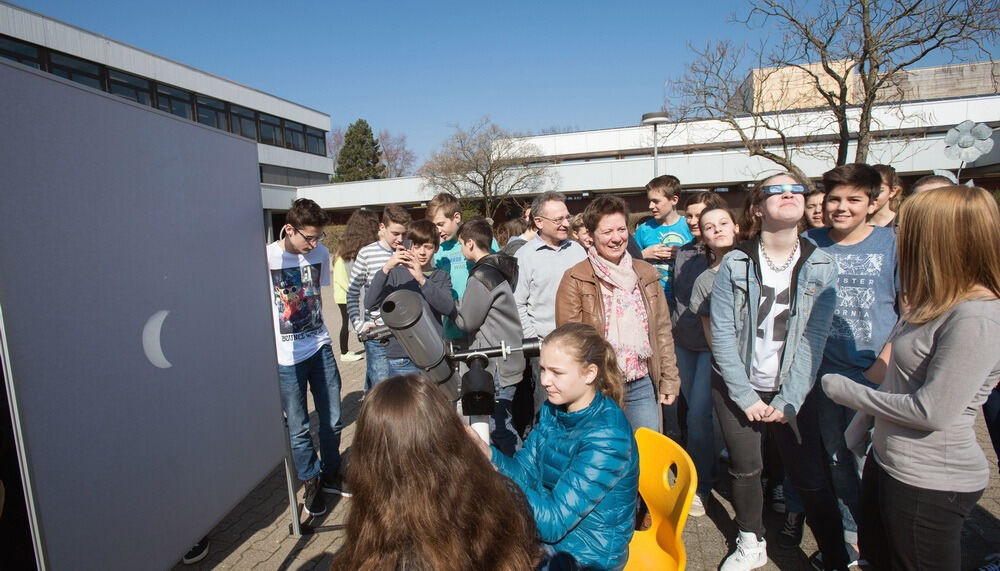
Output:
[587, 248, 652, 376]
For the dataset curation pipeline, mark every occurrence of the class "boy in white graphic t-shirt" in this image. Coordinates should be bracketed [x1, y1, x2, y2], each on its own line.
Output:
[267, 198, 349, 518]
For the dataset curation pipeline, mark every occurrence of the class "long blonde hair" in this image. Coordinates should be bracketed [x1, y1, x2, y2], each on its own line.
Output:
[543, 323, 624, 407]
[898, 185, 1000, 324]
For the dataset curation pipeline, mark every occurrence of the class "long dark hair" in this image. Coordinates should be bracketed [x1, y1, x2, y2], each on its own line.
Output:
[332, 375, 540, 571]
[336, 208, 380, 261]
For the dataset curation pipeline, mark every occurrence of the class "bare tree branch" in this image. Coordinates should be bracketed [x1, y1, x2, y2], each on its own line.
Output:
[377, 129, 417, 177]
[680, 0, 999, 169]
[418, 118, 557, 219]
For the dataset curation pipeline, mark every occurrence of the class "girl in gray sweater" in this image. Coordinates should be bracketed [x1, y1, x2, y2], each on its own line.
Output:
[823, 185, 1000, 571]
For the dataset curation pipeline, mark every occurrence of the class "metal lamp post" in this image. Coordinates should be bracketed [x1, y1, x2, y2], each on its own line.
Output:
[641, 111, 670, 178]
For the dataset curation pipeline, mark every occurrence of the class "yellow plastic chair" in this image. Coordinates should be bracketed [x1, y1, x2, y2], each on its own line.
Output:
[623, 427, 698, 571]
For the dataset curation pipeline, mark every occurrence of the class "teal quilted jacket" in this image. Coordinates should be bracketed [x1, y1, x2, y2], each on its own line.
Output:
[492, 391, 639, 570]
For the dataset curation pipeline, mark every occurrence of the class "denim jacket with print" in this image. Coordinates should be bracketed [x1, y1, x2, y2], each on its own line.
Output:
[709, 237, 837, 420]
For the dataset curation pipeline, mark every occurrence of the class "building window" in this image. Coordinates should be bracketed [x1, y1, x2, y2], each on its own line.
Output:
[283, 120, 306, 152]
[260, 165, 330, 185]
[1, 34, 330, 156]
[229, 105, 257, 140]
[306, 127, 326, 156]
[196, 95, 228, 130]
[259, 113, 283, 146]
[48, 52, 102, 89]
[0, 35, 42, 68]
[108, 69, 152, 106]
[156, 84, 193, 120]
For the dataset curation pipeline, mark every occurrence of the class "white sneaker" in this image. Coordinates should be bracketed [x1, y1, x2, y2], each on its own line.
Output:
[721, 532, 767, 571]
[688, 493, 706, 517]
[340, 351, 363, 362]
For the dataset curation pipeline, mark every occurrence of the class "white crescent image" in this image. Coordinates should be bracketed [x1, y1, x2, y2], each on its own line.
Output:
[142, 310, 172, 369]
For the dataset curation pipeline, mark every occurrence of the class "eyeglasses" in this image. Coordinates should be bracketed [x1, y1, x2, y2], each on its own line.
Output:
[295, 227, 326, 244]
[535, 215, 572, 224]
[761, 183, 807, 195]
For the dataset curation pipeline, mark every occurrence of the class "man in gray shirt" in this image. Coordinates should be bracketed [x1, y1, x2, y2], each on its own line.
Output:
[514, 192, 587, 415]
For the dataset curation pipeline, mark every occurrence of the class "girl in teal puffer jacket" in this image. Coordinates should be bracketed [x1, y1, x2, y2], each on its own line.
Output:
[476, 322, 639, 570]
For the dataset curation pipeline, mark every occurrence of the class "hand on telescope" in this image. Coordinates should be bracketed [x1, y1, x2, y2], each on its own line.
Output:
[464, 424, 492, 460]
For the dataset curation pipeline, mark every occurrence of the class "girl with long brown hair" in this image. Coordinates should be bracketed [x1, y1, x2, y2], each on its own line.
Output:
[471, 322, 639, 570]
[822, 186, 1000, 570]
[332, 374, 540, 571]
[332, 208, 379, 362]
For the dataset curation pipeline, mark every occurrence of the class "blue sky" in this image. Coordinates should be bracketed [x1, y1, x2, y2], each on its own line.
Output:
[16, 1, 996, 166]
[19, 0, 754, 163]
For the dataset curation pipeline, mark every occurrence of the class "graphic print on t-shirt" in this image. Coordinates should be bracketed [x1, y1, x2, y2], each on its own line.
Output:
[757, 285, 790, 341]
[830, 253, 883, 344]
[650, 230, 691, 289]
[270, 263, 324, 340]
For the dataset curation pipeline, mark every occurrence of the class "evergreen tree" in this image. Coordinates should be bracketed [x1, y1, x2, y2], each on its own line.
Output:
[333, 119, 386, 182]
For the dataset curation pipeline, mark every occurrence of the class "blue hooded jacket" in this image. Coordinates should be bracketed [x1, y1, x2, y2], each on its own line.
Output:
[492, 391, 639, 570]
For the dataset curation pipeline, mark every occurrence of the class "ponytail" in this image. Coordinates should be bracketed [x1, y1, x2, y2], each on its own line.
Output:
[544, 322, 624, 408]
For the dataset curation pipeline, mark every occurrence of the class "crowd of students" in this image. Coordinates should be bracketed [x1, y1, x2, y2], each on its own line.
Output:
[262, 164, 1000, 571]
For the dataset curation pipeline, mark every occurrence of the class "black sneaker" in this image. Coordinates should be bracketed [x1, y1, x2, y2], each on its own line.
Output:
[303, 477, 326, 516]
[777, 511, 805, 548]
[182, 538, 209, 565]
[809, 543, 862, 569]
[322, 474, 352, 497]
[770, 484, 786, 513]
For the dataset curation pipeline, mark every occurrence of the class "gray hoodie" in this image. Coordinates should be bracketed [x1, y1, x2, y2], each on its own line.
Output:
[452, 253, 525, 387]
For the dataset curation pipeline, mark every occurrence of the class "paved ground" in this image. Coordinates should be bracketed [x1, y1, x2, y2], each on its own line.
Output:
[174, 286, 1000, 570]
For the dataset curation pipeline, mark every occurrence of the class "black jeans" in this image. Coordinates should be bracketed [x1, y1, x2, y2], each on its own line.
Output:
[859, 457, 982, 571]
[712, 375, 849, 570]
[337, 303, 350, 354]
[984, 385, 1000, 472]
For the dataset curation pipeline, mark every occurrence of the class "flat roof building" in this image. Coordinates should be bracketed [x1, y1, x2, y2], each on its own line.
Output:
[0, 1, 333, 196]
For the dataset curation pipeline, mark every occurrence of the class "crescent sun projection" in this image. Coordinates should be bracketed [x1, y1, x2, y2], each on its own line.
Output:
[142, 310, 173, 369]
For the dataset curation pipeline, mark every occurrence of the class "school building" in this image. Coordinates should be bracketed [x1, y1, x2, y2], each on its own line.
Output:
[2, 1, 997, 230]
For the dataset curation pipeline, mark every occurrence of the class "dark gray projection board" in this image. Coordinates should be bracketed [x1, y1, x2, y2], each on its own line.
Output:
[0, 60, 287, 570]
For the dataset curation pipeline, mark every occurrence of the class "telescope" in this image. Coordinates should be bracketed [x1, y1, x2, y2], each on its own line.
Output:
[374, 289, 539, 442]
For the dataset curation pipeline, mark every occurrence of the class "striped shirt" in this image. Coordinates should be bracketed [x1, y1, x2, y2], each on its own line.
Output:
[346, 240, 393, 332]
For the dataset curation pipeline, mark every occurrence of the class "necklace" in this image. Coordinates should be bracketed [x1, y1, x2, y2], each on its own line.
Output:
[761, 239, 799, 272]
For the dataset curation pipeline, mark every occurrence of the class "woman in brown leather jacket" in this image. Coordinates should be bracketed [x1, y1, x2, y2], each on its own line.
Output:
[555, 195, 681, 433]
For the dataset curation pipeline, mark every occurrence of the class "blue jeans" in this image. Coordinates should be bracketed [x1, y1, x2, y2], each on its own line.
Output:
[815, 384, 862, 545]
[278, 344, 343, 482]
[675, 345, 715, 495]
[364, 340, 391, 391]
[491, 383, 521, 456]
[623, 375, 660, 433]
[784, 475, 805, 513]
[388, 357, 421, 378]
